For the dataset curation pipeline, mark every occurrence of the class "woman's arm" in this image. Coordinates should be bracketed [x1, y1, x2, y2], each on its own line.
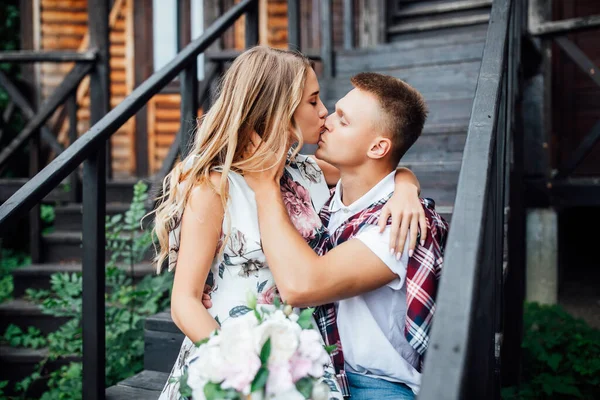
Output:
[170, 173, 224, 342]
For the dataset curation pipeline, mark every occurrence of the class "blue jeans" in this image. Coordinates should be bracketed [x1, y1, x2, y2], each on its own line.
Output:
[347, 372, 415, 400]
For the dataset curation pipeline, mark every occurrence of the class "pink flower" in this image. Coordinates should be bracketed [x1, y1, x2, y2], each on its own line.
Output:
[220, 352, 261, 394]
[280, 175, 322, 240]
[289, 354, 312, 383]
[257, 285, 278, 305]
[266, 362, 295, 395]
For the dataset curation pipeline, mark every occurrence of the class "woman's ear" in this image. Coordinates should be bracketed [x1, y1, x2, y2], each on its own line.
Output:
[367, 137, 392, 160]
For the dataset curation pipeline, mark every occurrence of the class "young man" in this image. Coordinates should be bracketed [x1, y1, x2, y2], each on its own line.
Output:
[245, 73, 449, 399]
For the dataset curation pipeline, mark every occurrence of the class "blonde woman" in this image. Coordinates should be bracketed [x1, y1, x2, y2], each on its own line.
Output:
[154, 46, 426, 399]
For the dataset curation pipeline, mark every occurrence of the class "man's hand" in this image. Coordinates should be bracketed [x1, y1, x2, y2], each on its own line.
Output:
[378, 183, 428, 259]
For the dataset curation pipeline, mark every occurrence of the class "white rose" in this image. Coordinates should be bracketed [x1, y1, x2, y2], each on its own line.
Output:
[255, 318, 300, 363]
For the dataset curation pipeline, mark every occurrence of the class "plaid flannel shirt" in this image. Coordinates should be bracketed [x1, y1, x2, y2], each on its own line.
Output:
[312, 194, 448, 397]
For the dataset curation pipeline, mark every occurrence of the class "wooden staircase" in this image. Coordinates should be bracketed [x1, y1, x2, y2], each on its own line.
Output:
[103, 2, 492, 397]
[0, 178, 156, 397]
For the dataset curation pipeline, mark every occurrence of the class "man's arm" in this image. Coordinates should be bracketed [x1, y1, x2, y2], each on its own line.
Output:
[254, 184, 399, 308]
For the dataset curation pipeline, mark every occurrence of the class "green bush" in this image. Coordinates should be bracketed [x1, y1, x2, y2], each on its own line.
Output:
[502, 302, 600, 400]
[2, 181, 172, 399]
[0, 248, 31, 304]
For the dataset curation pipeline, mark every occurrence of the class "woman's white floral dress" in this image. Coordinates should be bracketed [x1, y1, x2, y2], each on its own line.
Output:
[159, 154, 344, 400]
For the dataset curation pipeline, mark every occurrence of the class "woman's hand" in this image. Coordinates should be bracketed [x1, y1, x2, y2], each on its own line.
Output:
[379, 178, 428, 259]
[243, 132, 287, 194]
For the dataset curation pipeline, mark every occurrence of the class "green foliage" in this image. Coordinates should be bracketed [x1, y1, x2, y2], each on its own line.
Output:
[2, 324, 47, 349]
[0, 248, 31, 303]
[502, 302, 600, 400]
[3, 181, 172, 398]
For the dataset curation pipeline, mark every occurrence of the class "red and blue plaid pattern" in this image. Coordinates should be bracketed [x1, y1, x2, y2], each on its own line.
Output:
[313, 194, 448, 393]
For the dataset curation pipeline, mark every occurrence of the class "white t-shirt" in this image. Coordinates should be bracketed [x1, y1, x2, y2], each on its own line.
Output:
[326, 171, 421, 395]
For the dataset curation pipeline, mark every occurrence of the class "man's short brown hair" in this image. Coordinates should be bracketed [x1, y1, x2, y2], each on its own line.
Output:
[351, 72, 428, 165]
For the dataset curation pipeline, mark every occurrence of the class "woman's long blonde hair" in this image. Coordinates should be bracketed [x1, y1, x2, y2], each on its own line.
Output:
[152, 46, 312, 271]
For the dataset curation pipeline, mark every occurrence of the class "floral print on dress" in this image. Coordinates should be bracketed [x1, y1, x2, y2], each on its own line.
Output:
[289, 154, 323, 184]
[222, 228, 266, 278]
[280, 170, 323, 240]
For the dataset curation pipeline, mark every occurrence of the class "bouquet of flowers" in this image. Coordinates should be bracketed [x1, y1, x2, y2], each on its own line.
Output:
[176, 295, 335, 400]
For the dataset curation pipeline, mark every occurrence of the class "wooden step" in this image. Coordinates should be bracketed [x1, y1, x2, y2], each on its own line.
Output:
[12, 262, 156, 297]
[106, 370, 168, 400]
[324, 61, 481, 103]
[144, 311, 184, 373]
[335, 41, 485, 76]
[0, 299, 69, 335]
[393, 0, 492, 18]
[0, 345, 79, 397]
[53, 202, 133, 231]
[0, 177, 143, 205]
[41, 230, 155, 263]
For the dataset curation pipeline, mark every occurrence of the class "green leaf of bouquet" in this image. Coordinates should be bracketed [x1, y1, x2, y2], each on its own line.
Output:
[295, 377, 314, 399]
[260, 338, 272, 364]
[297, 308, 315, 329]
[194, 337, 210, 347]
[178, 372, 193, 398]
[273, 296, 281, 308]
[324, 344, 337, 354]
[251, 366, 269, 393]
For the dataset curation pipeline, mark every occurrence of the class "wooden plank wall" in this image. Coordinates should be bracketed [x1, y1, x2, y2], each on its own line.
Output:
[552, 0, 600, 176]
[38, 0, 136, 178]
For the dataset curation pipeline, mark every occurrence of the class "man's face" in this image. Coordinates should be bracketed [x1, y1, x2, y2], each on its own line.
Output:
[315, 88, 382, 168]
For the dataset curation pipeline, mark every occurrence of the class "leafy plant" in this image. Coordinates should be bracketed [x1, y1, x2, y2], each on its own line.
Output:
[502, 302, 600, 400]
[0, 248, 31, 303]
[3, 181, 172, 399]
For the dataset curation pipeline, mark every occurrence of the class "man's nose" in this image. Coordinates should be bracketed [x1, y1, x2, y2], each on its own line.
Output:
[324, 114, 333, 130]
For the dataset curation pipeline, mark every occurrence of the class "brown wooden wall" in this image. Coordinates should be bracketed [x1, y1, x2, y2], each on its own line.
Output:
[552, 0, 600, 176]
[38, 0, 136, 178]
[34, 0, 342, 176]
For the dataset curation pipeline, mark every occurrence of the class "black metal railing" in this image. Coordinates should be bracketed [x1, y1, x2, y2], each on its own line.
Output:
[0, 0, 259, 398]
[418, 1, 525, 399]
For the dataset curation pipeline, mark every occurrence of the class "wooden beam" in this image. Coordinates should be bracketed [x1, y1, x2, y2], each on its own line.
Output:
[554, 120, 600, 180]
[0, 70, 64, 155]
[530, 15, 600, 37]
[554, 36, 600, 89]
[320, 0, 334, 79]
[84, 0, 109, 397]
[343, 0, 354, 50]
[134, 0, 153, 176]
[0, 50, 97, 63]
[0, 64, 92, 170]
[245, 0, 259, 47]
[287, 0, 300, 50]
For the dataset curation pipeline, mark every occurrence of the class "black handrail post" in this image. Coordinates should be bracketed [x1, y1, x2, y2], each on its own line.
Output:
[29, 120, 41, 264]
[67, 93, 81, 203]
[85, 0, 109, 398]
[320, 0, 334, 79]
[343, 0, 354, 50]
[287, 0, 301, 50]
[178, 0, 199, 158]
[245, 0, 259, 48]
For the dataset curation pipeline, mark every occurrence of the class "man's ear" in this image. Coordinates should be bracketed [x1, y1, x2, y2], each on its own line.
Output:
[367, 136, 393, 160]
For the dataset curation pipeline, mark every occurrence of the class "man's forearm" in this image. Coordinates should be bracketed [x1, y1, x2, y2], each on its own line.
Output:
[254, 186, 320, 301]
